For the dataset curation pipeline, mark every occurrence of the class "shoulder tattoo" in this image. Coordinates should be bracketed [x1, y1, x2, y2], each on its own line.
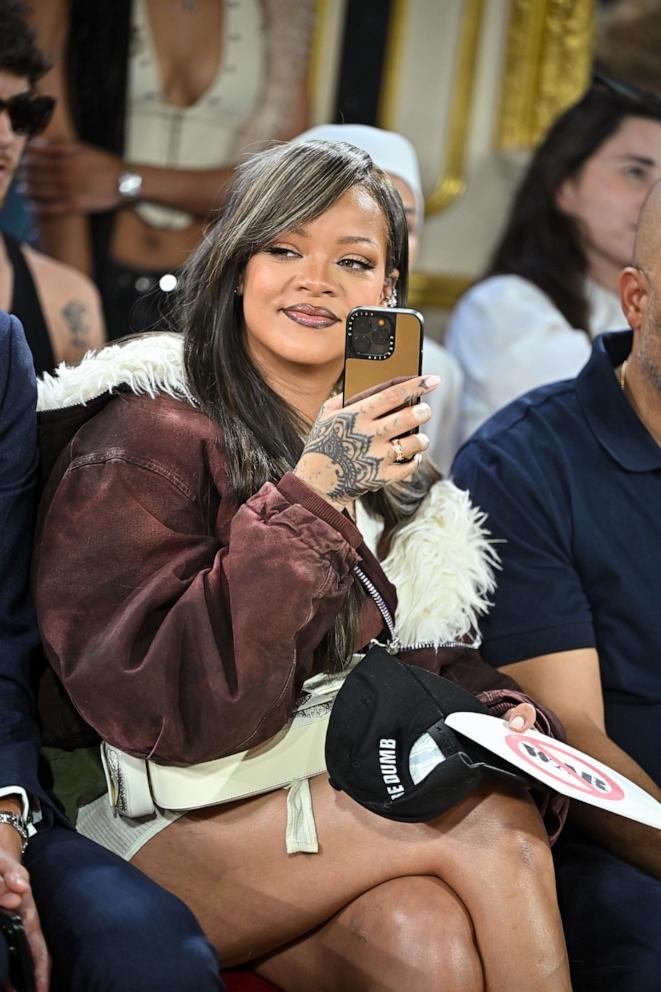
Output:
[60, 299, 91, 351]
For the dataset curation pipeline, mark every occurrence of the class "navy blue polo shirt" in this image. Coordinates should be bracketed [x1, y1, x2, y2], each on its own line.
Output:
[452, 331, 661, 785]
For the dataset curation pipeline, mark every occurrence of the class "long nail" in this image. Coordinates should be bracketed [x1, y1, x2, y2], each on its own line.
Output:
[413, 403, 431, 421]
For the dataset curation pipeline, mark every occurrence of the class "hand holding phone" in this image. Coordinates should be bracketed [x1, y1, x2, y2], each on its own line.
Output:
[0, 911, 36, 992]
[294, 305, 435, 510]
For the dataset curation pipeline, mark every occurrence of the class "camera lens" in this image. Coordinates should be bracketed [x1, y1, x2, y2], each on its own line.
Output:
[372, 327, 389, 346]
[352, 333, 372, 355]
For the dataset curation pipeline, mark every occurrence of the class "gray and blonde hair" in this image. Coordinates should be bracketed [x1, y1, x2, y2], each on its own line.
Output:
[178, 140, 436, 672]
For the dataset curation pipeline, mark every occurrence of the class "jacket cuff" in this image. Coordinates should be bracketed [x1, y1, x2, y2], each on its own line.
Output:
[477, 688, 565, 741]
[278, 473, 365, 549]
[476, 688, 569, 845]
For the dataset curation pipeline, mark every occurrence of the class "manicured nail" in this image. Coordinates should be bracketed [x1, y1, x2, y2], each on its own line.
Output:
[421, 375, 440, 389]
[413, 403, 431, 421]
[509, 715, 525, 731]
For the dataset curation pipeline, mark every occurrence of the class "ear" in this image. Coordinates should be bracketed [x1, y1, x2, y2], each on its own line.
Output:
[555, 176, 577, 215]
[620, 266, 647, 331]
[382, 268, 399, 304]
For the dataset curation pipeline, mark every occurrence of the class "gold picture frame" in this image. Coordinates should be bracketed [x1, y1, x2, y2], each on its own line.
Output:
[381, 0, 594, 308]
[307, 0, 595, 310]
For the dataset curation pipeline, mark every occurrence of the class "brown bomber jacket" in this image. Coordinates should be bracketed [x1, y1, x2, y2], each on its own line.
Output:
[33, 333, 566, 844]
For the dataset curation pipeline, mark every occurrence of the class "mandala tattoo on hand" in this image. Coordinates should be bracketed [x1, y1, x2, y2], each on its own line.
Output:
[303, 411, 384, 502]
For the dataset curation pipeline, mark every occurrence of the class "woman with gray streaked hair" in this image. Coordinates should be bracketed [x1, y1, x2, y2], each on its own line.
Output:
[34, 138, 572, 991]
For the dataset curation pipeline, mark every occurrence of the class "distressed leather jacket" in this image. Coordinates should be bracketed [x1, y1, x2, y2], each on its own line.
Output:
[33, 332, 566, 847]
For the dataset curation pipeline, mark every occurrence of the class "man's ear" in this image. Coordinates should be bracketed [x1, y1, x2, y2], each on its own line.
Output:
[620, 267, 647, 330]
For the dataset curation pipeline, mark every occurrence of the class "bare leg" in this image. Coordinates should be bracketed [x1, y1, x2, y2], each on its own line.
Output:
[255, 876, 484, 992]
[132, 777, 570, 990]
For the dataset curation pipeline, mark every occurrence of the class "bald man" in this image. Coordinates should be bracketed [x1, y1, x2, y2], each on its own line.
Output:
[451, 182, 661, 992]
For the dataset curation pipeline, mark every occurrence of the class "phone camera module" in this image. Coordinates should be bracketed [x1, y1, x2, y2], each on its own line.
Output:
[349, 312, 394, 358]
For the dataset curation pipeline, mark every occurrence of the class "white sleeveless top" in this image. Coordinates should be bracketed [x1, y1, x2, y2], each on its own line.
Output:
[125, 0, 265, 231]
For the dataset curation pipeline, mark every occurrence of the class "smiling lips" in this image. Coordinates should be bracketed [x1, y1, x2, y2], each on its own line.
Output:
[282, 304, 339, 329]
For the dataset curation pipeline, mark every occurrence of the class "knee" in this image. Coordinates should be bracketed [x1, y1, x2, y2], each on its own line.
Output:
[345, 877, 482, 992]
[475, 787, 556, 882]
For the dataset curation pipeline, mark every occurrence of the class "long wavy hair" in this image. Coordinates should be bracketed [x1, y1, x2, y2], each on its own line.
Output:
[487, 80, 661, 330]
[178, 139, 440, 671]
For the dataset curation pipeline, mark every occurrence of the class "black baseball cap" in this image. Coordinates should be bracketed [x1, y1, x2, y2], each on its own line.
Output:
[326, 646, 535, 822]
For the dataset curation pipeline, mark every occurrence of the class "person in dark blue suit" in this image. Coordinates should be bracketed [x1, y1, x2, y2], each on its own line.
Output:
[0, 311, 223, 991]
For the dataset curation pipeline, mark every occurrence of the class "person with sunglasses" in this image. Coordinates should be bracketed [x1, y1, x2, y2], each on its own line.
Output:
[446, 75, 661, 444]
[0, 0, 105, 374]
[0, 5, 226, 990]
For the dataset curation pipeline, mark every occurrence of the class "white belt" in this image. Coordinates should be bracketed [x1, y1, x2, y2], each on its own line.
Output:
[100, 665, 358, 820]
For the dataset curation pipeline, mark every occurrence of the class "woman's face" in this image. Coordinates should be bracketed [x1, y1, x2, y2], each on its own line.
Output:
[556, 115, 661, 288]
[241, 185, 395, 382]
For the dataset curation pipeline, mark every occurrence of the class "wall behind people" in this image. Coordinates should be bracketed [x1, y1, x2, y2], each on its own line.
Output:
[309, 0, 595, 342]
[21, 0, 596, 347]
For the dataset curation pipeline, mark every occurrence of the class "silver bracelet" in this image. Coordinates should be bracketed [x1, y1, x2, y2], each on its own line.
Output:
[0, 811, 29, 854]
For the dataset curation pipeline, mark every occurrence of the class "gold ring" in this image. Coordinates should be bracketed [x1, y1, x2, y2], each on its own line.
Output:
[391, 438, 406, 463]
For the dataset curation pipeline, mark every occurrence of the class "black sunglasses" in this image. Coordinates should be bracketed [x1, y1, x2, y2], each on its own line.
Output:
[592, 73, 661, 115]
[0, 92, 55, 137]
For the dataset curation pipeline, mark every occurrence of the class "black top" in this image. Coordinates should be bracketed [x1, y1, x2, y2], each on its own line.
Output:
[4, 233, 55, 376]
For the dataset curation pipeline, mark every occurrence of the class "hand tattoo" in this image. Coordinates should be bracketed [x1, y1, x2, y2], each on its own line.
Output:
[303, 411, 384, 502]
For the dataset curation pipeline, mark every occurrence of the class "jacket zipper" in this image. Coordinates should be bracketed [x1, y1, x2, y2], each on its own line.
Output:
[351, 563, 482, 654]
[351, 563, 401, 652]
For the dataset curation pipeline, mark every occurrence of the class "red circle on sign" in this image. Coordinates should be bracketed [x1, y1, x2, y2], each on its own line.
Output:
[504, 735, 625, 801]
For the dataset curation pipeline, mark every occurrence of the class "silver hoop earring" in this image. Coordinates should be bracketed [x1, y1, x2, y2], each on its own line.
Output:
[385, 290, 398, 308]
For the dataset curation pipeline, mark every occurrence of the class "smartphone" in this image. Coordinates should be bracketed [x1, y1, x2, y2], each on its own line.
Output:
[0, 910, 36, 992]
[343, 306, 425, 412]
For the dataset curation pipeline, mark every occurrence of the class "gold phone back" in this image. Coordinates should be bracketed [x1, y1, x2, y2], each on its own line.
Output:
[344, 311, 424, 405]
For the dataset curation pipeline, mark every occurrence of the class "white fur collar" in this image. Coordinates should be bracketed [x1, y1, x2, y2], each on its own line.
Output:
[37, 334, 498, 643]
[356, 487, 498, 648]
[37, 333, 193, 412]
